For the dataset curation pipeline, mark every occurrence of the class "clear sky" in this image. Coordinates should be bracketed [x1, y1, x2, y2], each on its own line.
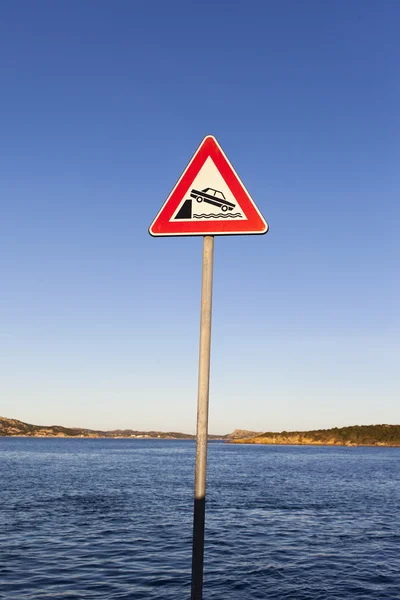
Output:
[1, 1, 399, 434]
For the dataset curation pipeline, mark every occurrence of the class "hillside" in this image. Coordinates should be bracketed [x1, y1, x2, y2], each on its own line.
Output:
[0, 416, 200, 439]
[232, 424, 400, 447]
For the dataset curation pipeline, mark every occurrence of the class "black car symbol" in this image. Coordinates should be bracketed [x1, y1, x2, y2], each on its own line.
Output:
[190, 188, 236, 212]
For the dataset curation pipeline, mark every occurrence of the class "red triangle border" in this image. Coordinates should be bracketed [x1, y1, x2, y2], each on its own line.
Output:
[149, 136, 268, 236]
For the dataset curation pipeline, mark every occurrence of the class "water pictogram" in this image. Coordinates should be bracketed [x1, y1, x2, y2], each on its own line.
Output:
[175, 187, 242, 220]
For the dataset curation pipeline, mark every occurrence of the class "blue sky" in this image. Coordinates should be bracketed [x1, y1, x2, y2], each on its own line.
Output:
[1, 1, 399, 434]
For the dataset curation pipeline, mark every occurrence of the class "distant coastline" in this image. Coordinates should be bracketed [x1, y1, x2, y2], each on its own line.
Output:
[0, 416, 199, 440]
[0, 416, 248, 440]
[1, 417, 399, 447]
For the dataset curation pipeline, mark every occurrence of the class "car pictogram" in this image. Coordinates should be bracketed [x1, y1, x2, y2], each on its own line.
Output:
[189, 188, 236, 212]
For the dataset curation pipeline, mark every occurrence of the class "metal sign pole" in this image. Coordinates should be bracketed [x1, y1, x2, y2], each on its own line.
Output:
[191, 235, 215, 600]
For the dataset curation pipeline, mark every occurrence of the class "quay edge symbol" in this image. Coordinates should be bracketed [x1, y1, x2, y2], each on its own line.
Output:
[149, 135, 269, 236]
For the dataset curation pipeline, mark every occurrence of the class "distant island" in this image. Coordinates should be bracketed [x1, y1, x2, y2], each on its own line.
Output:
[230, 424, 400, 447]
[1, 417, 399, 446]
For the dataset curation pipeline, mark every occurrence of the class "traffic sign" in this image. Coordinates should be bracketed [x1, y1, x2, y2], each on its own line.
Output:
[149, 135, 269, 236]
[149, 134, 270, 600]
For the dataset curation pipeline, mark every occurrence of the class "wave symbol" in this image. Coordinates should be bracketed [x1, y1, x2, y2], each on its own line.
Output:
[193, 213, 243, 219]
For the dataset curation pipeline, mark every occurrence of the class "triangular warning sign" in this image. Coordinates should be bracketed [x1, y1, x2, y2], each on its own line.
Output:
[149, 136, 269, 236]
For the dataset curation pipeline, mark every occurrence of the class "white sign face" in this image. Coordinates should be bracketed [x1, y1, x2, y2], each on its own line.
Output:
[171, 157, 248, 222]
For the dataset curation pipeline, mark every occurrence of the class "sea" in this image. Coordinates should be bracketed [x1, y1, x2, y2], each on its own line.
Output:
[0, 438, 399, 599]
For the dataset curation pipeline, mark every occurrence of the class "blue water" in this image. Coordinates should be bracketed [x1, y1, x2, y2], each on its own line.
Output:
[0, 439, 399, 599]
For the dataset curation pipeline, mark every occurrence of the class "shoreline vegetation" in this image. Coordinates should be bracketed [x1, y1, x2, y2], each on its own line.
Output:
[230, 424, 400, 447]
[1, 417, 399, 446]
